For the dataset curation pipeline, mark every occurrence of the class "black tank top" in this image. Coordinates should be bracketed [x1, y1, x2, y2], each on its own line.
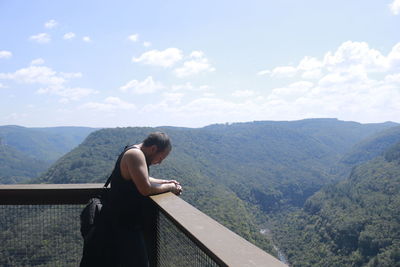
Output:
[109, 145, 148, 227]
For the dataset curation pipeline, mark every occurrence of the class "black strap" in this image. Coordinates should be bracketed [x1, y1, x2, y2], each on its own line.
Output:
[103, 173, 113, 189]
[103, 145, 139, 188]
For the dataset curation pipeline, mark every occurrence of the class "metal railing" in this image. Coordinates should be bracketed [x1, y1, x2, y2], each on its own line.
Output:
[0, 184, 287, 267]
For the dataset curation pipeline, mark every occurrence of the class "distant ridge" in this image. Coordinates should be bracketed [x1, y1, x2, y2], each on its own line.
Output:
[1, 118, 399, 261]
[0, 125, 98, 163]
[332, 125, 400, 179]
[0, 125, 98, 183]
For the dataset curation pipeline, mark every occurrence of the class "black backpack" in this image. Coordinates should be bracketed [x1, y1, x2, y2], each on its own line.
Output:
[80, 145, 135, 241]
[79, 174, 117, 267]
[80, 175, 112, 242]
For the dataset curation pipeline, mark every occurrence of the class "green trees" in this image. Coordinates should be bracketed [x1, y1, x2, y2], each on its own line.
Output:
[31, 119, 399, 263]
[0, 145, 48, 184]
[1, 119, 399, 265]
[0, 125, 97, 183]
[274, 143, 400, 266]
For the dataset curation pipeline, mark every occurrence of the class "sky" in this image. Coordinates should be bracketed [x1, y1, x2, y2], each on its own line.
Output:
[0, 0, 400, 128]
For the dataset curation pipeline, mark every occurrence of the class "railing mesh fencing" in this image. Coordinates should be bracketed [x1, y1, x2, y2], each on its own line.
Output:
[0, 204, 221, 267]
[0, 205, 83, 267]
[156, 211, 220, 267]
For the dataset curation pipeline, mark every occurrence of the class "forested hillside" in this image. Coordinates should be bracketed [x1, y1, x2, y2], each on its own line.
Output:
[0, 125, 97, 163]
[0, 125, 97, 183]
[273, 142, 400, 266]
[34, 119, 397, 257]
[2, 119, 398, 265]
[0, 144, 48, 184]
[331, 126, 400, 180]
[37, 119, 396, 210]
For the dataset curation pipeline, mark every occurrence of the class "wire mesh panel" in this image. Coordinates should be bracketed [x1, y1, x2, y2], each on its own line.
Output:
[0, 205, 83, 267]
[0, 188, 278, 267]
[156, 211, 220, 267]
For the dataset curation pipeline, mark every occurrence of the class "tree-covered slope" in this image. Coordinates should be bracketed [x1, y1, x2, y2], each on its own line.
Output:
[37, 119, 397, 211]
[331, 126, 400, 180]
[0, 125, 97, 163]
[33, 119, 398, 257]
[273, 142, 400, 266]
[0, 144, 48, 184]
[282, 119, 397, 155]
[0, 125, 97, 184]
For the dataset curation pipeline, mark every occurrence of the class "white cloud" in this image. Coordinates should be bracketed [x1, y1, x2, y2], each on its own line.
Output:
[29, 33, 51, 43]
[0, 82, 5, 88]
[171, 83, 210, 92]
[163, 92, 184, 104]
[140, 41, 400, 127]
[323, 41, 388, 73]
[128, 34, 139, 42]
[298, 57, 323, 79]
[120, 76, 164, 94]
[259, 41, 400, 122]
[190, 51, 204, 58]
[269, 81, 314, 100]
[203, 92, 215, 97]
[232, 90, 255, 98]
[0, 66, 65, 85]
[141, 71, 400, 126]
[390, 0, 400, 15]
[44, 19, 58, 29]
[385, 73, 400, 83]
[132, 48, 183, 67]
[30, 58, 45, 65]
[171, 83, 195, 92]
[143, 42, 152, 47]
[82, 36, 91, 42]
[200, 85, 211, 91]
[180, 98, 247, 115]
[63, 32, 76, 40]
[257, 70, 271, 76]
[4, 112, 28, 121]
[38, 86, 97, 101]
[388, 42, 400, 69]
[0, 64, 95, 101]
[141, 96, 258, 127]
[270, 66, 298, 77]
[174, 51, 215, 78]
[81, 97, 136, 111]
[60, 72, 82, 79]
[258, 66, 297, 77]
[0, 50, 12, 59]
[260, 41, 400, 80]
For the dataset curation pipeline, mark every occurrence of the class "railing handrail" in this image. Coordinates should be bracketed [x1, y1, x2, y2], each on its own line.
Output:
[151, 192, 287, 267]
[0, 184, 287, 267]
[0, 183, 103, 204]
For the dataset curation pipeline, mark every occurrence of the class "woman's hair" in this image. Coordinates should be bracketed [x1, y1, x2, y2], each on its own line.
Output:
[142, 132, 171, 152]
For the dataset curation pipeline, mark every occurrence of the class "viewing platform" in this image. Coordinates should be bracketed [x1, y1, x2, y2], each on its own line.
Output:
[0, 184, 287, 267]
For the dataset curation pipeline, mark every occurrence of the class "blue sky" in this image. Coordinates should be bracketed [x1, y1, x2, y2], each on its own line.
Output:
[1, 0, 399, 128]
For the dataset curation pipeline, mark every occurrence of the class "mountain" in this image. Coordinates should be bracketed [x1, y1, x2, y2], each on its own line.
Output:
[0, 145, 48, 184]
[331, 126, 400, 180]
[0, 125, 98, 163]
[0, 125, 98, 183]
[37, 119, 397, 210]
[33, 119, 398, 256]
[273, 141, 400, 266]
